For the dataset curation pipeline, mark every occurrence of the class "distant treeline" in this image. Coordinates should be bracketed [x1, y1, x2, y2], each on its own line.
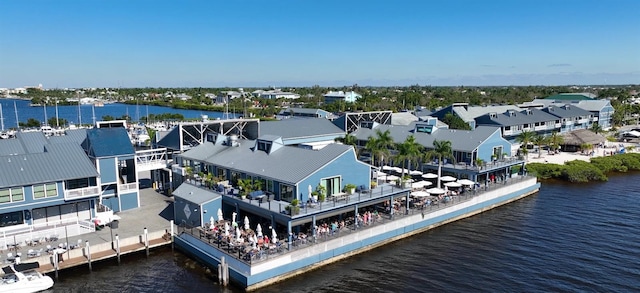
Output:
[526, 153, 640, 182]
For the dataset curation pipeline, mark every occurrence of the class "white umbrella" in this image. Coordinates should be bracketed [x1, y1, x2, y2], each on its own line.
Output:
[411, 190, 430, 197]
[217, 208, 223, 222]
[411, 181, 432, 189]
[440, 176, 457, 182]
[244, 216, 250, 230]
[457, 179, 476, 186]
[236, 227, 241, 240]
[426, 187, 446, 194]
[382, 165, 395, 171]
[209, 216, 214, 227]
[444, 181, 462, 188]
[377, 175, 388, 181]
[422, 173, 438, 179]
[224, 222, 230, 236]
[308, 184, 313, 198]
[256, 224, 263, 237]
[409, 170, 423, 176]
[271, 228, 277, 242]
[373, 170, 387, 177]
[232, 212, 237, 226]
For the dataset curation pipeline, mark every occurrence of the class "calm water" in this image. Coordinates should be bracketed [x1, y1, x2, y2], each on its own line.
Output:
[0, 99, 227, 129]
[48, 174, 640, 292]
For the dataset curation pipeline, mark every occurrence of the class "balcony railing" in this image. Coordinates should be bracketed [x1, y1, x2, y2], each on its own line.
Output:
[120, 182, 138, 192]
[172, 164, 186, 176]
[65, 186, 100, 200]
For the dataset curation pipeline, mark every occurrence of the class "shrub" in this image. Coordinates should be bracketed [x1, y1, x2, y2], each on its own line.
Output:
[562, 161, 607, 182]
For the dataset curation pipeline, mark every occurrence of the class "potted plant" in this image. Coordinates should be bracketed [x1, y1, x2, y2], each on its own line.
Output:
[286, 199, 301, 215]
[311, 191, 319, 202]
[344, 183, 357, 195]
[237, 178, 255, 200]
[316, 184, 327, 202]
[475, 159, 484, 169]
[371, 180, 377, 189]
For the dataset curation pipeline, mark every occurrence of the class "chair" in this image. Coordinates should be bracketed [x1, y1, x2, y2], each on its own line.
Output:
[76, 239, 83, 249]
[27, 249, 36, 258]
[46, 245, 53, 253]
[6, 252, 14, 263]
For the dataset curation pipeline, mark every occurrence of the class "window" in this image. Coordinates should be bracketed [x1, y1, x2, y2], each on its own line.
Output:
[267, 180, 274, 193]
[257, 140, 271, 152]
[34, 183, 57, 199]
[0, 211, 24, 227]
[280, 184, 294, 202]
[504, 126, 511, 131]
[0, 187, 25, 203]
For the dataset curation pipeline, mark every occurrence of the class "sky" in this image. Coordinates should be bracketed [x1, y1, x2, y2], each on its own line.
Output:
[0, 0, 639, 88]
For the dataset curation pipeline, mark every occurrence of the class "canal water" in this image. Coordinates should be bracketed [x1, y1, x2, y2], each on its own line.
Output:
[47, 173, 640, 292]
[0, 99, 228, 129]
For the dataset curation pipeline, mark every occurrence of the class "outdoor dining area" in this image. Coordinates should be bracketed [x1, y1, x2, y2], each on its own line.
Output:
[196, 209, 287, 263]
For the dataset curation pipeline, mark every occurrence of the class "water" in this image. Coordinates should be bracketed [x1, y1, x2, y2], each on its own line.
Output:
[0, 99, 228, 129]
[46, 174, 640, 292]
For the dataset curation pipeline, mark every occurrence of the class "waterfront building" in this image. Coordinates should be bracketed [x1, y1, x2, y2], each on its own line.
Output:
[474, 108, 567, 143]
[260, 118, 344, 148]
[524, 96, 614, 130]
[323, 91, 362, 104]
[253, 89, 300, 100]
[277, 107, 335, 119]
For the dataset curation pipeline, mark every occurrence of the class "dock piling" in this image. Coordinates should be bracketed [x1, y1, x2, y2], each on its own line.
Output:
[116, 234, 121, 264]
[53, 251, 59, 279]
[144, 227, 149, 257]
[170, 220, 174, 251]
[86, 241, 92, 271]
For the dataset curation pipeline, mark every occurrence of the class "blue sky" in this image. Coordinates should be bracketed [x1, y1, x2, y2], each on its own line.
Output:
[1, 0, 638, 88]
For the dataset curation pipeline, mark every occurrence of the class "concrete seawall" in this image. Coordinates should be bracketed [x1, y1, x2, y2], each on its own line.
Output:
[175, 177, 541, 291]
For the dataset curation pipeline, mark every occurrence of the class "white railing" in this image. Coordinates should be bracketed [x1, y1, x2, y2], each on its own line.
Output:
[578, 118, 589, 124]
[120, 182, 138, 192]
[65, 186, 100, 200]
[563, 120, 573, 126]
[172, 164, 186, 176]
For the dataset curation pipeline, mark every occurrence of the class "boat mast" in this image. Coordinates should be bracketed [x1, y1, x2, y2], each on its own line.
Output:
[0, 104, 4, 131]
[78, 95, 82, 126]
[92, 104, 96, 126]
[55, 100, 60, 128]
[14, 101, 19, 129]
[43, 103, 48, 126]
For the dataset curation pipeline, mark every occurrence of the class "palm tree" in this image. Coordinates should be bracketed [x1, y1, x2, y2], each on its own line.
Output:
[549, 131, 564, 153]
[374, 129, 395, 166]
[532, 134, 548, 158]
[335, 133, 359, 155]
[365, 136, 380, 166]
[590, 123, 603, 135]
[396, 135, 423, 180]
[516, 130, 536, 161]
[424, 140, 455, 188]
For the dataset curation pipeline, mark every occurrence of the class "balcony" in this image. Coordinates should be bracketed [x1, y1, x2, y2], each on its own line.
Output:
[578, 118, 589, 124]
[65, 186, 100, 200]
[563, 120, 573, 126]
[119, 182, 138, 193]
[172, 164, 186, 176]
[592, 117, 599, 122]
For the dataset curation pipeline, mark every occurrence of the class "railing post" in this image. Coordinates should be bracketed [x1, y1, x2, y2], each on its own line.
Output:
[116, 234, 121, 264]
[86, 241, 92, 271]
[144, 227, 149, 257]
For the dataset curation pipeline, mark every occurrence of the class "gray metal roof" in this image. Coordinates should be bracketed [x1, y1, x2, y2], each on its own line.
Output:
[173, 183, 220, 205]
[0, 139, 26, 156]
[530, 98, 611, 112]
[542, 104, 593, 118]
[456, 105, 522, 122]
[475, 108, 559, 127]
[180, 140, 353, 184]
[16, 132, 48, 153]
[260, 118, 344, 140]
[351, 123, 501, 152]
[47, 129, 88, 145]
[0, 143, 99, 188]
[257, 134, 281, 142]
[391, 112, 419, 126]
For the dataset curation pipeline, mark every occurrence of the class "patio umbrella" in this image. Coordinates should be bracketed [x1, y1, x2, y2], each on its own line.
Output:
[457, 179, 476, 186]
[409, 170, 423, 176]
[422, 173, 438, 179]
[236, 227, 241, 240]
[444, 181, 462, 188]
[217, 208, 223, 222]
[244, 216, 250, 230]
[209, 216, 215, 227]
[271, 228, 278, 243]
[440, 176, 457, 182]
[411, 190, 430, 197]
[426, 187, 446, 195]
[382, 165, 395, 171]
[224, 222, 230, 237]
[256, 224, 263, 237]
[411, 181, 432, 189]
[386, 175, 399, 182]
[232, 212, 237, 226]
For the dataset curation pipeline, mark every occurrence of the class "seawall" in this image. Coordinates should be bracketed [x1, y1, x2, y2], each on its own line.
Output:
[175, 177, 540, 291]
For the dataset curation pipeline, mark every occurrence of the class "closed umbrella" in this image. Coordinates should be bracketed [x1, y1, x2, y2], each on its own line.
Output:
[236, 227, 241, 241]
[244, 216, 250, 230]
[209, 216, 214, 227]
[271, 228, 278, 243]
[224, 222, 230, 237]
[217, 208, 223, 223]
[256, 224, 263, 237]
[232, 212, 237, 226]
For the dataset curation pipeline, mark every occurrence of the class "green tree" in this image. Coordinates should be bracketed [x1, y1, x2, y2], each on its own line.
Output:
[532, 134, 548, 158]
[424, 140, 455, 188]
[442, 113, 472, 130]
[47, 117, 68, 127]
[548, 131, 564, 153]
[516, 131, 536, 161]
[374, 129, 394, 167]
[335, 133, 359, 155]
[396, 135, 423, 180]
[19, 118, 41, 128]
[590, 123, 603, 135]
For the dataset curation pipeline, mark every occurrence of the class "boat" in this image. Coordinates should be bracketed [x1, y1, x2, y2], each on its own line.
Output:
[1, 262, 54, 293]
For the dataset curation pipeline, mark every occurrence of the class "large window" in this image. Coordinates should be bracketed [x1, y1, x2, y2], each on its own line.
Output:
[321, 177, 341, 196]
[0, 211, 24, 227]
[0, 188, 23, 203]
[280, 184, 294, 202]
[34, 183, 58, 199]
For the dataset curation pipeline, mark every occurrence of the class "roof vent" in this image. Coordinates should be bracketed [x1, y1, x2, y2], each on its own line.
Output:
[227, 135, 239, 147]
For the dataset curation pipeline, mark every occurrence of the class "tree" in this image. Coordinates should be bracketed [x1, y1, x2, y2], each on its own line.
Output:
[548, 131, 564, 153]
[396, 135, 423, 179]
[424, 140, 455, 188]
[19, 118, 41, 128]
[532, 134, 548, 158]
[442, 113, 472, 130]
[374, 129, 394, 166]
[590, 123, 603, 135]
[335, 133, 359, 155]
[47, 117, 68, 128]
[516, 131, 536, 161]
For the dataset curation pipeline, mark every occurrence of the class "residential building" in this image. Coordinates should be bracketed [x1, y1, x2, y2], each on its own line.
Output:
[475, 108, 561, 143]
[277, 108, 334, 119]
[323, 91, 362, 104]
[252, 89, 300, 100]
[524, 98, 614, 130]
